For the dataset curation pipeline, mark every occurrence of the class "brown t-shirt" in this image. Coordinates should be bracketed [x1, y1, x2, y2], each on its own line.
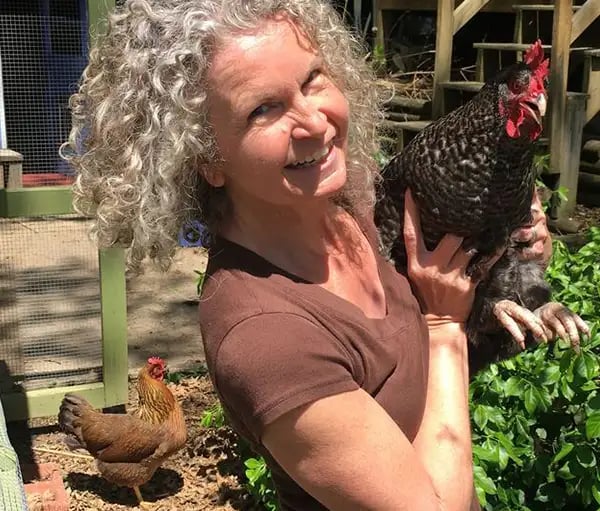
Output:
[199, 223, 429, 511]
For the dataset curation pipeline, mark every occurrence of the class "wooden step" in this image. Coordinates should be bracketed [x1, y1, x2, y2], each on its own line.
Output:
[512, 4, 582, 12]
[584, 49, 600, 57]
[441, 81, 484, 93]
[473, 42, 591, 53]
[384, 120, 432, 132]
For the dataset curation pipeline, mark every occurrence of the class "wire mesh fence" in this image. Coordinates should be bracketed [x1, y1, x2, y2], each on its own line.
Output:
[0, 215, 103, 392]
[0, 10, 87, 186]
[0, 6, 105, 394]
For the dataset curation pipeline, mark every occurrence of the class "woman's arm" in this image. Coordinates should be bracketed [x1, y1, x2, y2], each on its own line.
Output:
[261, 191, 490, 511]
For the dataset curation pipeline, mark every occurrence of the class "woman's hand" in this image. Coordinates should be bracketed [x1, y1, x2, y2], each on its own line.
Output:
[510, 190, 552, 266]
[403, 190, 500, 323]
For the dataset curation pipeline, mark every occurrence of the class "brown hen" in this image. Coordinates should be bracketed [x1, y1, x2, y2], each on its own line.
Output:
[58, 357, 187, 508]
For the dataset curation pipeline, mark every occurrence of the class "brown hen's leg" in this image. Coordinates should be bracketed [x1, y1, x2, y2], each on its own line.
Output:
[133, 486, 154, 510]
[493, 299, 548, 349]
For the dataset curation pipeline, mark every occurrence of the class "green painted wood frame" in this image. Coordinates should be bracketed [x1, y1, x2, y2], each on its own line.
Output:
[0, 0, 126, 422]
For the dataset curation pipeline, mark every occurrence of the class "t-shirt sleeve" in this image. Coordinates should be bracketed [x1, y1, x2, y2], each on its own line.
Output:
[213, 312, 359, 443]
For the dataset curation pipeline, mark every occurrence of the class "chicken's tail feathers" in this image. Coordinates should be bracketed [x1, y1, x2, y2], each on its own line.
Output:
[58, 393, 93, 451]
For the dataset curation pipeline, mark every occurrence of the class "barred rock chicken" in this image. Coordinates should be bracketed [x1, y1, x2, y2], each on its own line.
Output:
[375, 40, 566, 373]
[58, 357, 187, 508]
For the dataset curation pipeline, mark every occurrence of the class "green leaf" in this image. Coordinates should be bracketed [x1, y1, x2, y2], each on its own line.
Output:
[524, 386, 539, 415]
[575, 446, 596, 468]
[592, 484, 600, 505]
[552, 442, 574, 465]
[556, 461, 576, 480]
[586, 412, 600, 440]
[504, 376, 522, 397]
[560, 378, 576, 401]
[473, 465, 497, 495]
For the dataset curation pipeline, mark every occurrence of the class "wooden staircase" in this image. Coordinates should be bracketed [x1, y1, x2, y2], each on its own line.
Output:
[378, 0, 600, 223]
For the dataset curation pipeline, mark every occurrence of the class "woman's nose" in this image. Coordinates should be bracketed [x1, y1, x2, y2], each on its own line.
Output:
[291, 102, 328, 139]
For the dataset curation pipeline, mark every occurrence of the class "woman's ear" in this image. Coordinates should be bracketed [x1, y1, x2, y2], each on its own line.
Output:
[200, 164, 226, 188]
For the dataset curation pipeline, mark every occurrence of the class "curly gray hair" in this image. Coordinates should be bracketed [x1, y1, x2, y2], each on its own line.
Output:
[62, 0, 383, 269]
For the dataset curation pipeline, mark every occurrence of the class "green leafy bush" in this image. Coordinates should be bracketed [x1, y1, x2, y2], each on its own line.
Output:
[472, 228, 600, 510]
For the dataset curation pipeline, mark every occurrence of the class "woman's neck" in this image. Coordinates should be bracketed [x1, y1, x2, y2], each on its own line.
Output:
[219, 200, 365, 283]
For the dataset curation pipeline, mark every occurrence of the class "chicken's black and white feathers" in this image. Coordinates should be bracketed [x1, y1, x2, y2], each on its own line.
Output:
[374, 62, 551, 374]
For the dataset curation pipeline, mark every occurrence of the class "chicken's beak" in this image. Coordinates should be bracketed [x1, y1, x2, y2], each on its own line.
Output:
[536, 93, 547, 117]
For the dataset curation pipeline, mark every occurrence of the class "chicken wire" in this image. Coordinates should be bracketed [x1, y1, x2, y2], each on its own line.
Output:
[0, 10, 87, 185]
[0, 215, 103, 392]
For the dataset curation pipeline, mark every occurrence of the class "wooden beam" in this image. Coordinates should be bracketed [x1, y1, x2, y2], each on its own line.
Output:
[570, 0, 600, 43]
[549, 0, 573, 217]
[373, 0, 385, 52]
[432, 0, 454, 119]
[453, 0, 492, 34]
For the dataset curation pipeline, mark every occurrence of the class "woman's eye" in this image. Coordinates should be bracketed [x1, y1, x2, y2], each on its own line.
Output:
[248, 104, 271, 120]
[304, 69, 322, 87]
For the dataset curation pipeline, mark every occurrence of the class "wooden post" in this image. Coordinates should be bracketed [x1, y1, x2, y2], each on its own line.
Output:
[453, 0, 492, 34]
[557, 94, 588, 218]
[549, 0, 573, 188]
[0, 149, 23, 190]
[432, 0, 454, 119]
[373, 0, 385, 53]
[582, 50, 600, 123]
[570, 0, 600, 44]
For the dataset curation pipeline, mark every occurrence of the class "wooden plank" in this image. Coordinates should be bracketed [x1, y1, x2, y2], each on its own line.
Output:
[373, 0, 385, 52]
[432, 0, 454, 119]
[1, 382, 105, 422]
[441, 80, 485, 91]
[99, 248, 128, 408]
[549, 0, 573, 183]
[570, 0, 600, 43]
[453, 0, 492, 34]
[0, 187, 73, 218]
[582, 52, 600, 123]
[379, 0, 556, 11]
[512, 3, 582, 10]
[557, 93, 587, 218]
[473, 42, 590, 52]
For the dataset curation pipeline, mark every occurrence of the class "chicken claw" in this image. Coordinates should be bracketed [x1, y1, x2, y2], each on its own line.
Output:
[493, 299, 548, 349]
[534, 302, 590, 352]
[133, 486, 155, 510]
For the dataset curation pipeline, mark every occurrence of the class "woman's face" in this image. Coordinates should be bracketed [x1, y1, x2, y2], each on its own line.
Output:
[205, 18, 349, 212]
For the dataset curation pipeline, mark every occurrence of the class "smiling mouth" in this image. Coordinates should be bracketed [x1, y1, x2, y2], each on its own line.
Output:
[285, 141, 334, 170]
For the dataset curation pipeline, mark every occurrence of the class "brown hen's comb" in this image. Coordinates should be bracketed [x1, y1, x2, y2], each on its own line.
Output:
[148, 356, 165, 367]
[524, 39, 549, 78]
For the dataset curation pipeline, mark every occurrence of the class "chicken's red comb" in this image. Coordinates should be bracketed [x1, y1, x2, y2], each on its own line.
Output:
[147, 356, 165, 367]
[524, 39, 549, 77]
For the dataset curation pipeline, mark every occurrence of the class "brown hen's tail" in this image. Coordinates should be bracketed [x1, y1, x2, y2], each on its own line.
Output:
[58, 393, 95, 452]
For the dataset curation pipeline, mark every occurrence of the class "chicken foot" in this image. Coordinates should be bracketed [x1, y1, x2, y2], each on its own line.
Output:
[493, 299, 589, 351]
[133, 486, 154, 510]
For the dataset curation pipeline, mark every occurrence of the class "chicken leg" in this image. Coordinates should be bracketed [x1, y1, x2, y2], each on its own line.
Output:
[493, 299, 589, 351]
[493, 299, 548, 348]
[133, 486, 154, 510]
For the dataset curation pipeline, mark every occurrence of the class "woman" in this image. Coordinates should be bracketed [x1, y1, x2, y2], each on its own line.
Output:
[64, 1, 568, 509]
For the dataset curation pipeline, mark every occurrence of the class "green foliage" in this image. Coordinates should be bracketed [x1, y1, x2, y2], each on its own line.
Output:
[200, 403, 227, 429]
[244, 457, 278, 511]
[533, 153, 568, 212]
[194, 269, 206, 295]
[472, 228, 600, 510]
[200, 404, 279, 510]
